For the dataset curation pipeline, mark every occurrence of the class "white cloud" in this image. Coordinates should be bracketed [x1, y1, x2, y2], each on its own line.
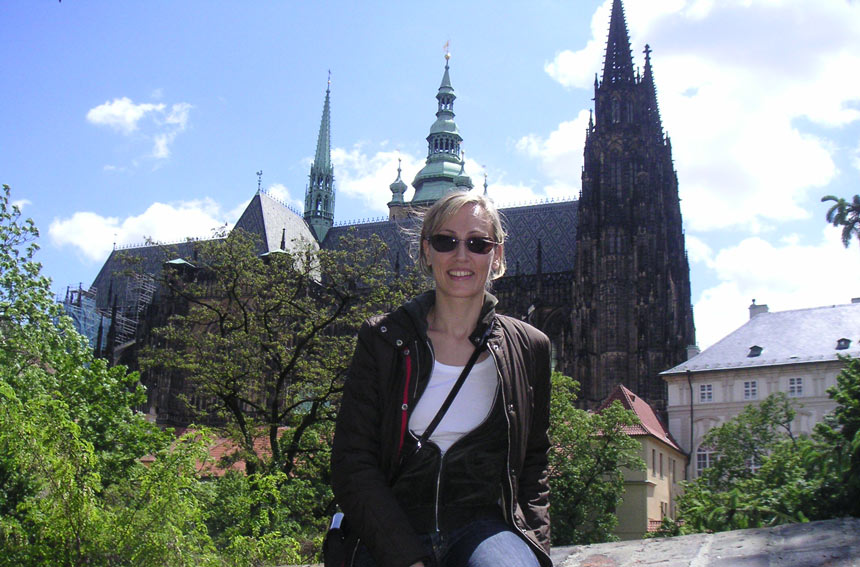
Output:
[331, 143, 426, 216]
[692, 226, 860, 349]
[265, 183, 304, 211]
[515, 110, 591, 197]
[542, 0, 860, 233]
[87, 96, 193, 162]
[11, 198, 32, 211]
[49, 198, 245, 263]
[86, 97, 165, 135]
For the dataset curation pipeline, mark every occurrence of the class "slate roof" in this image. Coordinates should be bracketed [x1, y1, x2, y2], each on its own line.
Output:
[321, 198, 578, 276]
[597, 383, 683, 452]
[662, 302, 860, 375]
[233, 191, 318, 254]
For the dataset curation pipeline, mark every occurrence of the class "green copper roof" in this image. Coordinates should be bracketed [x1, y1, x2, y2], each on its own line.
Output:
[411, 57, 472, 205]
[313, 81, 332, 173]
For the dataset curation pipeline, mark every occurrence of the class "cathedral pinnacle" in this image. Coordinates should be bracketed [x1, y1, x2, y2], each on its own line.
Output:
[602, 0, 635, 86]
[304, 75, 335, 242]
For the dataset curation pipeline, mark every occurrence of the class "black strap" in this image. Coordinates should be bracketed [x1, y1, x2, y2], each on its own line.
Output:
[413, 343, 486, 454]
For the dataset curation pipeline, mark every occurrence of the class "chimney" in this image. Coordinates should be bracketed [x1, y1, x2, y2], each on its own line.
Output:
[749, 299, 769, 319]
[686, 344, 700, 360]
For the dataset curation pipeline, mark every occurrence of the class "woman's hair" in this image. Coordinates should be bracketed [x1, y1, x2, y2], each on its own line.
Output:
[417, 191, 507, 280]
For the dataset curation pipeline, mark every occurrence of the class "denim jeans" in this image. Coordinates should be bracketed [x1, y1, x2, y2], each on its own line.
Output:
[353, 517, 540, 567]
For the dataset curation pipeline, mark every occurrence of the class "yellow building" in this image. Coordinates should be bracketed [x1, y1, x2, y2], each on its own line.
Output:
[598, 384, 688, 540]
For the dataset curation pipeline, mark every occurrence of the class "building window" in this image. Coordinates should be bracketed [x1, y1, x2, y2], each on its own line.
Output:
[699, 384, 713, 403]
[789, 377, 803, 397]
[652, 449, 656, 476]
[744, 380, 758, 400]
[748, 345, 763, 357]
[696, 446, 714, 476]
[672, 458, 677, 484]
[836, 338, 851, 350]
[659, 453, 664, 478]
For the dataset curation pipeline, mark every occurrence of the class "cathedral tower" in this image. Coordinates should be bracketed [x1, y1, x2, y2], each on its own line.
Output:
[571, 0, 695, 409]
[410, 53, 472, 208]
[304, 76, 335, 241]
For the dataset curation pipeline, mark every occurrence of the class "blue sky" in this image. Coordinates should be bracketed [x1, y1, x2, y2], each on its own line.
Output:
[2, 0, 859, 349]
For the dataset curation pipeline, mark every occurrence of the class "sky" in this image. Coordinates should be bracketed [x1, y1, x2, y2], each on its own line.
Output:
[2, 0, 859, 350]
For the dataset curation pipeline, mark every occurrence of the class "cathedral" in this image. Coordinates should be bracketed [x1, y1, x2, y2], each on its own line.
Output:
[82, 0, 694, 423]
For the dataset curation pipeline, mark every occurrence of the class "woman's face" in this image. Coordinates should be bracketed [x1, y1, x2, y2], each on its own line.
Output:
[422, 203, 502, 303]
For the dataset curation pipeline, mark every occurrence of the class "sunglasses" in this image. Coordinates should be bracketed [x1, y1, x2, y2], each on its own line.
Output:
[426, 234, 499, 255]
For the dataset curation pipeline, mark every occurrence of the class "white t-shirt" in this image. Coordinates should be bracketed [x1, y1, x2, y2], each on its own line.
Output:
[409, 355, 499, 454]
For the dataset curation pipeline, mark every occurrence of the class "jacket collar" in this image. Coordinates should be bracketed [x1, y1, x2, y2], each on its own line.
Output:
[400, 290, 498, 347]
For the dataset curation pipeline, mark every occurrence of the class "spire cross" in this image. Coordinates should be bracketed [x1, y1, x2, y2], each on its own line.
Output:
[327, 69, 331, 89]
[644, 44, 652, 61]
[257, 170, 263, 192]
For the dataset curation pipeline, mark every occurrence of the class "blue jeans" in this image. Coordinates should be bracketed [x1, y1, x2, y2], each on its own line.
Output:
[353, 517, 540, 567]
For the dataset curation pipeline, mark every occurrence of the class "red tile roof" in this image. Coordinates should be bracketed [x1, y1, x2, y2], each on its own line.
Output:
[596, 384, 684, 453]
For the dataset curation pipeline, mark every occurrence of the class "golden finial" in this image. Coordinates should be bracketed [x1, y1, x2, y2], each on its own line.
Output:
[443, 40, 451, 61]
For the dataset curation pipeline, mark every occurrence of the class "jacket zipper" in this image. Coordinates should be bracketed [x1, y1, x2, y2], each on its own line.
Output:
[488, 344, 516, 526]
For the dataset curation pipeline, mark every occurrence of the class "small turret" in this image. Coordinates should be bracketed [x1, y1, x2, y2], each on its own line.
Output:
[387, 158, 409, 220]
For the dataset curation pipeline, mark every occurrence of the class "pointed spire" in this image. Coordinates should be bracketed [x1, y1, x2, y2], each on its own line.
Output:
[314, 72, 332, 172]
[642, 44, 663, 131]
[602, 0, 635, 86]
[304, 73, 335, 242]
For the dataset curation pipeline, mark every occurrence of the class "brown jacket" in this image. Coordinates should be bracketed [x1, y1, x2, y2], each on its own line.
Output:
[331, 291, 552, 567]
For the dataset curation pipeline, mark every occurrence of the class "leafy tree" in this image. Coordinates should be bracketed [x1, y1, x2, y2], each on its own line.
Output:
[813, 356, 860, 518]
[139, 227, 425, 558]
[0, 184, 220, 566]
[822, 194, 860, 250]
[676, 373, 860, 535]
[548, 372, 644, 545]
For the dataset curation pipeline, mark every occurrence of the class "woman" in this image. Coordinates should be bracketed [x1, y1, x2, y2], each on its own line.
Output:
[331, 191, 552, 567]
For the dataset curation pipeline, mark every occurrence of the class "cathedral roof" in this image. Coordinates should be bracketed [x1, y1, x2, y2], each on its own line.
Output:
[663, 302, 860, 375]
[235, 191, 318, 254]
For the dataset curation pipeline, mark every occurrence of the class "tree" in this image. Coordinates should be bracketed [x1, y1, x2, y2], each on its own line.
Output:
[676, 379, 860, 535]
[548, 372, 644, 545]
[139, 227, 425, 557]
[822, 194, 860, 251]
[0, 185, 220, 566]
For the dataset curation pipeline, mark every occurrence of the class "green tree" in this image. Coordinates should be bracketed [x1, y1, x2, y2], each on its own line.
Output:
[0, 185, 220, 566]
[548, 372, 644, 545]
[675, 380, 860, 534]
[139, 227, 425, 558]
[822, 194, 860, 250]
[813, 356, 860, 518]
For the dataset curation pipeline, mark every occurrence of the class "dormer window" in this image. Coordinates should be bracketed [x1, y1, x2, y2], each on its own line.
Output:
[836, 338, 852, 351]
[748, 345, 763, 358]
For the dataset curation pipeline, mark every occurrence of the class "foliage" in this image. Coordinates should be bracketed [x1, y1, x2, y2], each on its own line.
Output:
[548, 372, 645, 545]
[822, 194, 860, 250]
[0, 185, 219, 566]
[138, 226, 425, 561]
[677, 368, 860, 535]
[813, 356, 860, 518]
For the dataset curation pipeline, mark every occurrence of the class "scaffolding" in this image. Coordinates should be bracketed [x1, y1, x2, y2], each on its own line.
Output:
[60, 272, 157, 354]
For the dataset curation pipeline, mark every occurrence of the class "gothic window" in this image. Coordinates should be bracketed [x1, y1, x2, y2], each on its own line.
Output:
[611, 98, 621, 124]
[626, 100, 633, 123]
[315, 197, 322, 213]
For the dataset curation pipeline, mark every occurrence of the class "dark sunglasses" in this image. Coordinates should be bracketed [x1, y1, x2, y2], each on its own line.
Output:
[426, 234, 499, 255]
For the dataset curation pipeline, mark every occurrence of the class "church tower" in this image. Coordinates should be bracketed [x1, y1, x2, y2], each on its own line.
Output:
[571, 0, 695, 409]
[411, 53, 473, 208]
[304, 76, 335, 241]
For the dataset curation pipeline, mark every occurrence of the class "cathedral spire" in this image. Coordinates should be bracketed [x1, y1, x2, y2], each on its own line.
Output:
[642, 44, 663, 133]
[601, 0, 635, 86]
[304, 73, 335, 242]
[411, 52, 472, 207]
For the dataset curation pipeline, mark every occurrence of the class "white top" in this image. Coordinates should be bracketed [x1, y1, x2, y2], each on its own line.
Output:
[409, 355, 498, 454]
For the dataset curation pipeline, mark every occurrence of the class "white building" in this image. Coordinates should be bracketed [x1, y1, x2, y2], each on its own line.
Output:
[661, 300, 860, 479]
